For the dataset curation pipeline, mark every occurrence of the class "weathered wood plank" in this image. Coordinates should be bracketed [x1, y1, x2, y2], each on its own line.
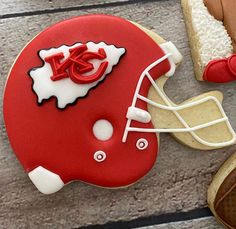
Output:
[140, 217, 223, 229]
[0, 0, 236, 228]
[0, 0, 127, 16]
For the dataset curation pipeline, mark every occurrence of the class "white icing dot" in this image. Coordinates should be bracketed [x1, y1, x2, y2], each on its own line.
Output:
[136, 138, 148, 150]
[94, 151, 106, 162]
[92, 119, 113, 141]
[139, 142, 144, 148]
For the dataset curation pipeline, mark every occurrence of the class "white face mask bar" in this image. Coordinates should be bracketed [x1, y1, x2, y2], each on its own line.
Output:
[122, 51, 236, 147]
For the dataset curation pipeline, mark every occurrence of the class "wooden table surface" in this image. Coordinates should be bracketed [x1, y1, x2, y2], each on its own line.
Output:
[0, 0, 235, 228]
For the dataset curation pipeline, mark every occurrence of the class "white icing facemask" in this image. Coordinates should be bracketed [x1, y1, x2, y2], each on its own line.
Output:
[122, 43, 236, 148]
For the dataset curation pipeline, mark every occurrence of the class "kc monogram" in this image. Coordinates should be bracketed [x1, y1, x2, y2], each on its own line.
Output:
[45, 44, 109, 84]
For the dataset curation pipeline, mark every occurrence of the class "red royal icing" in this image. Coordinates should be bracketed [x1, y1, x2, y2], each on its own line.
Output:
[45, 44, 108, 84]
[3, 15, 170, 189]
[203, 54, 236, 83]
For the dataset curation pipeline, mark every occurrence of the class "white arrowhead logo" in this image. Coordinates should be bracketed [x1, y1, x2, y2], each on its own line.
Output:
[29, 42, 126, 109]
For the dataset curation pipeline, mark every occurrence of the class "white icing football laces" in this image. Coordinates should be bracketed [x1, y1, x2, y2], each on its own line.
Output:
[122, 44, 236, 147]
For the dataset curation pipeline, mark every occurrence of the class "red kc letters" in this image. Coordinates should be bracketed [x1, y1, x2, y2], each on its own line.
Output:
[45, 44, 109, 84]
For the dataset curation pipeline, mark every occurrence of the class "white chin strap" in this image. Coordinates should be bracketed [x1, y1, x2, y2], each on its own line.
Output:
[122, 42, 236, 148]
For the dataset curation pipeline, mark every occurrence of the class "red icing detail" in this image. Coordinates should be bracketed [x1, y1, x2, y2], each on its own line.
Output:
[203, 54, 236, 83]
[69, 59, 108, 84]
[45, 44, 109, 84]
[45, 52, 68, 81]
[3, 15, 170, 188]
[227, 54, 236, 76]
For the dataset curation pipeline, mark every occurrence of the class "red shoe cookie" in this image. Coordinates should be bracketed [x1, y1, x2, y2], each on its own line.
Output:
[203, 54, 236, 83]
[182, 0, 236, 83]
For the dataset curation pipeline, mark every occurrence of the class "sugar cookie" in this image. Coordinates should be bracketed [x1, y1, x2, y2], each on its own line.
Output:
[3, 15, 236, 194]
[182, 0, 236, 83]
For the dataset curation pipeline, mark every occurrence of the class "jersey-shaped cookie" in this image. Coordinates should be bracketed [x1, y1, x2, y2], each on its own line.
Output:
[182, 0, 236, 83]
[3, 15, 236, 194]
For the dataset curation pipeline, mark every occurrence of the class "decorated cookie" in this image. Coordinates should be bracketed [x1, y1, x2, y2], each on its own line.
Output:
[208, 151, 236, 228]
[181, 0, 236, 83]
[3, 15, 236, 194]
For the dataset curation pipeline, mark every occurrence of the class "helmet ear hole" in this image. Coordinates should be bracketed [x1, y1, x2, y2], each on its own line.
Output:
[94, 151, 106, 162]
[136, 138, 148, 150]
